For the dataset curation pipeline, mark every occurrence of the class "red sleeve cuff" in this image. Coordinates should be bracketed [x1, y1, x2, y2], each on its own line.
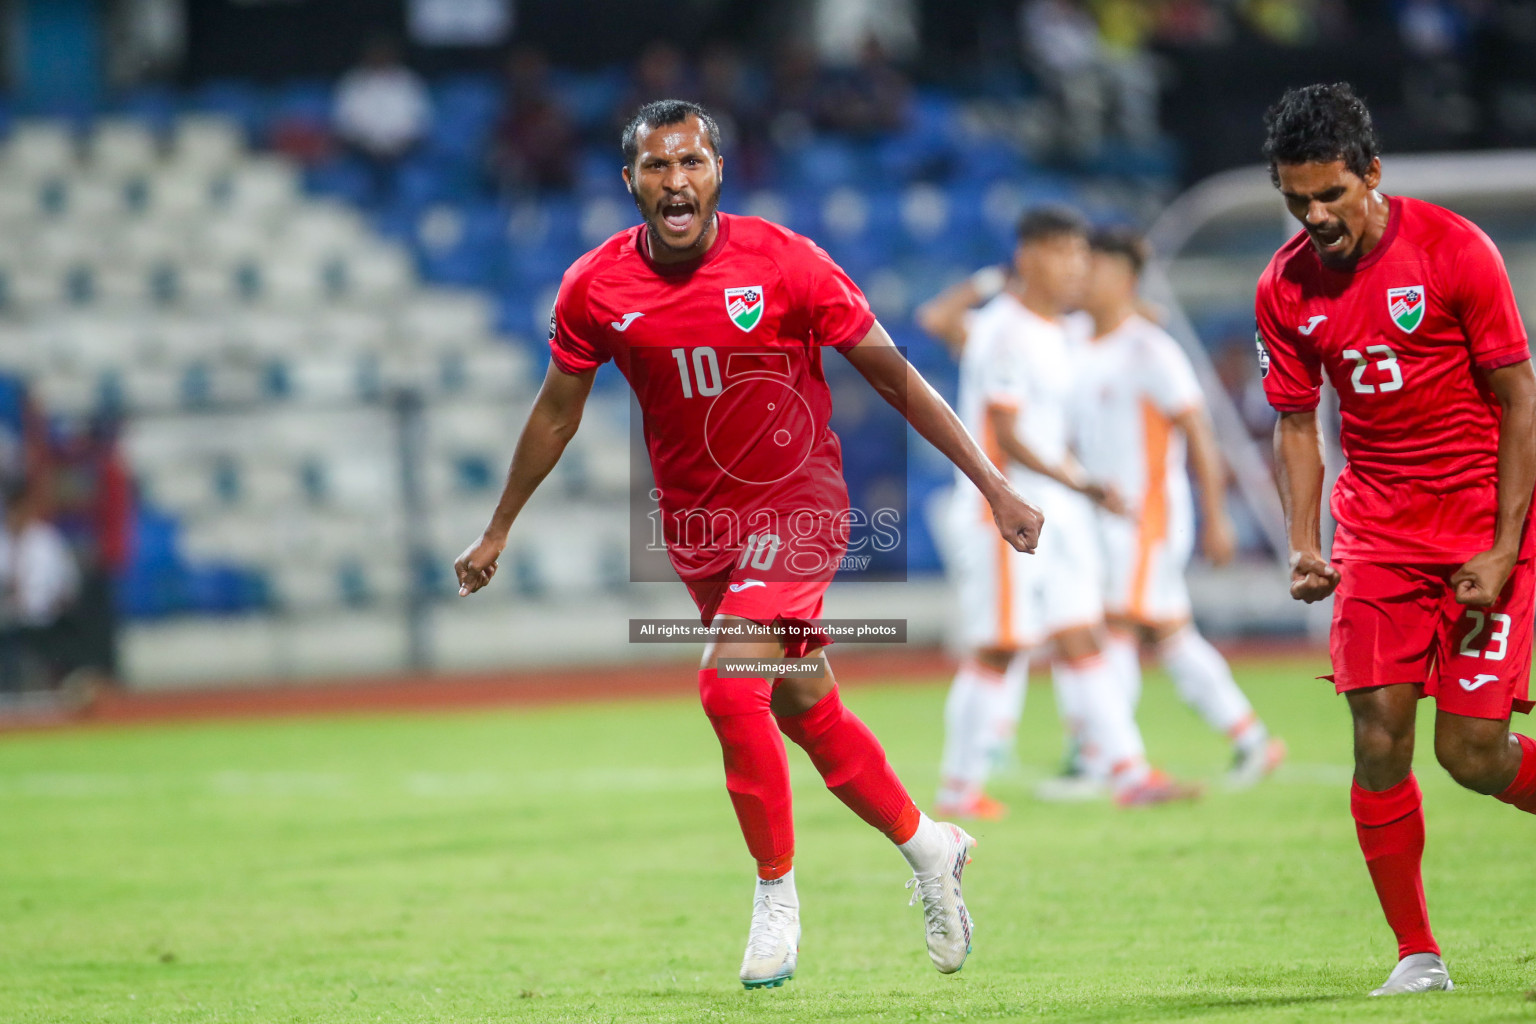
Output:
[1476, 347, 1531, 372]
[549, 344, 600, 375]
[1267, 397, 1320, 413]
[829, 309, 878, 353]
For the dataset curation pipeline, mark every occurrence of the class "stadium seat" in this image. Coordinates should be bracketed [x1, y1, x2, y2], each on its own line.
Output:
[217, 158, 299, 215]
[340, 245, 413, 301]
[171, 114, 245, 172]
[88, 118, 161, 175]
[4, 121, 77, 178]
[61, 174, 130, 221]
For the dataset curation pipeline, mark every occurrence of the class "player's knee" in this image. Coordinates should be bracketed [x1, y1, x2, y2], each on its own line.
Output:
[771, 673, 834, 717]
[698, 669, 772, 719]
[1353, 719, 1412, 774]
[1434, 733, 1509, 794]
[975, 647, 1013, 674]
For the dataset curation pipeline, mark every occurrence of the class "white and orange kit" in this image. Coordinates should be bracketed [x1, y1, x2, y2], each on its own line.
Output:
[946, 293, 1103, 651]
[1070, 313, 1202, 627]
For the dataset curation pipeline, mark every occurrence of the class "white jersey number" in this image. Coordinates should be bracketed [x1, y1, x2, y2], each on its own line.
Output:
[736, 533, 783, 571]
[1342, 344, 1403, 394]
[671, 346, 723, 398]
[1459, 609, 1512, 661]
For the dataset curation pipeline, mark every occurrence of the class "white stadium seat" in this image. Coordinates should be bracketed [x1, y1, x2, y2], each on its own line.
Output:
[340, 245, 413, 300]
[171, 115, 244, 172]
[255, 254, 329, 307]
[311, 305, 390, 351]
[0, 113, 555, 616]
[220, 157, 298, 215]
[144, 168, 212, 218]
[88, 119, 161, 175]
[4, 121, 77, 178]
[62, 174, 129, 221]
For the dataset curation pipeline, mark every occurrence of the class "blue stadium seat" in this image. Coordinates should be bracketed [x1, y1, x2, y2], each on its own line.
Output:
[269, 79, 333, 132]
[785, 138, 864, 192]
[395, 155, 476, 210]
[305, 156, 374, 206]
[112, 87, 179, 136]
[550, 68, 626, 136]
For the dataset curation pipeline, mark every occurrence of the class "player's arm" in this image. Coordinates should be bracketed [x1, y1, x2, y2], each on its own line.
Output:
[913, 266, 1006, 356]
[1172, 405, 1235, 565]
[1452, 359, 1536, 607]
[843, 321, 1043, 553]
[454, 362, 596, 595]
[983, 404, 1125, 514]
[1273, 409, 1338, 602]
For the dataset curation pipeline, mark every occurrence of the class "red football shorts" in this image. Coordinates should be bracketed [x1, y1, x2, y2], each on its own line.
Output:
[685, 569, 833, 659]
[1329, 559, 1535, 719]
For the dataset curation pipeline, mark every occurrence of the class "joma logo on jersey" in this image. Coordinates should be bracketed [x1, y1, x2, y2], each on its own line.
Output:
[1387, 285, 1425, 333]
[724, 286, 765, 332]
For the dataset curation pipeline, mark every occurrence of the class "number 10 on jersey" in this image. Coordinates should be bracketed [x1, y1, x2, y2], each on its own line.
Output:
[672, 346, 722, 398]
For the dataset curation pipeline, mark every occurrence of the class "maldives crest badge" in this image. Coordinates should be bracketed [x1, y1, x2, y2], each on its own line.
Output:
[1387, 285, 1425, 334]
[724, 286, 765, 332]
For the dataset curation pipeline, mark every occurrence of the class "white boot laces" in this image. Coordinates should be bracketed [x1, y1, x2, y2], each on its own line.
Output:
[746, 895, 796, 960]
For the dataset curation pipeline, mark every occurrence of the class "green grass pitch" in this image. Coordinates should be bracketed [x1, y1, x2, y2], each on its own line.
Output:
[2, 655, 1535, 1023]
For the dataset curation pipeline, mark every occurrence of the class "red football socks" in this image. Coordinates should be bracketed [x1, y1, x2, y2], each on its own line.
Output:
[1496, 733, 1536, 813]
[1351, 774, 1439, 958]
[698, 669, 794, 879]
[776, 685, 921, 845]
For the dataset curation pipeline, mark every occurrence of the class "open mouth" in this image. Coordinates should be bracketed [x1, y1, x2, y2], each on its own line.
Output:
[1310, 227, 1349, 255]
[660, 197, 696, 235]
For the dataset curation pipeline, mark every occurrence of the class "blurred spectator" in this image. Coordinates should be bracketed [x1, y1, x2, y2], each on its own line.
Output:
[818, 36, 912, 138]
[614, 42, 693, 133]
[1091, 0, 1161, 145]
[1152, 0, 1231, 46]
[1399, 0, 1469, 57]
[488, 46, 577, 195]
[1019, 0, 1160, 156]
[333, 36, 433, 203]
[767, 42, 824, 150]
[698, 43, 771, 182]
[0, 374, 82, 694]
[49, 414, 132, 684]
[1242, 0, 1319, 45]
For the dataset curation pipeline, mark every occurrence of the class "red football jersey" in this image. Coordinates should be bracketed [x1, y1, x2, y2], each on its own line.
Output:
[550, 213, 876, 584]
[1257, 195, 1532, 562]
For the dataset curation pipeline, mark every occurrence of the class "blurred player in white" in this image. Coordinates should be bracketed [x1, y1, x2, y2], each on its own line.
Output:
[933, 207, 1201, 813]
[1071, 228, 1286, 786]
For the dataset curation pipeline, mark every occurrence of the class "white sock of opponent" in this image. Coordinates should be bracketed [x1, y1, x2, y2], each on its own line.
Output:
[1158, 625, 1267, 751]
[1051, 659, 1090, 770]
[1103, 629, 1142, 712]
[969, 652, 1027, 778]
[1056, 652, 1150, 788]
[938, 661, 989, 803]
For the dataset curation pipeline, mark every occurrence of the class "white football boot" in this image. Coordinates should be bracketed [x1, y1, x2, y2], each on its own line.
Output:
[905, 821, 976, 973]
[739, 883, 800, 990]
[1369, 952, 1455, 996]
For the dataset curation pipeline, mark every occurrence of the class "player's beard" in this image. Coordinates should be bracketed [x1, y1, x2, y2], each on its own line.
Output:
[640, 181, 722, 260]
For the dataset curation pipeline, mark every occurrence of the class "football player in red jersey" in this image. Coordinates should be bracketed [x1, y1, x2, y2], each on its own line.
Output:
[1259, 83, 1536, 996]
[453, 100, 1043, 989]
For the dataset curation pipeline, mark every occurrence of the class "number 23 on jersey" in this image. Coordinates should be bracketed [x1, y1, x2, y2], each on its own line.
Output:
[1341, 344, 1404, 394]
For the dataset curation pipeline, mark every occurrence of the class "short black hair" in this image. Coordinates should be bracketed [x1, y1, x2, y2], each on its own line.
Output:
[1090, 226, 1150, 276]
[1016, 204, 1088, 245]
[1262, 83, 1380, 188]
[621, 100, 723, 167]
